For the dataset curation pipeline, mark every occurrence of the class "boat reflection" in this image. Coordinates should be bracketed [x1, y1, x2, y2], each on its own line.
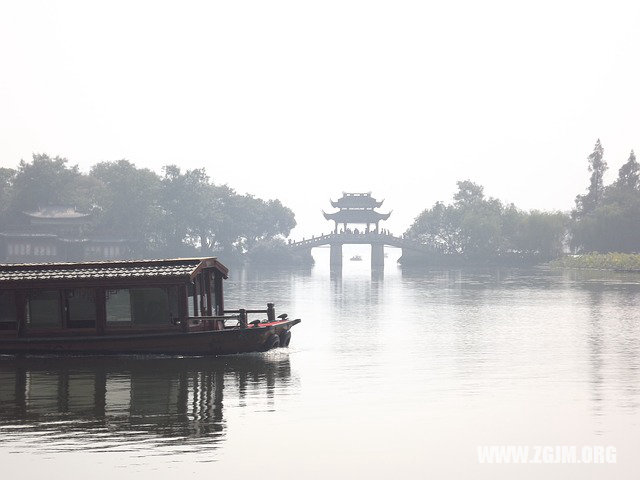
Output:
[0, 354, 293, 451]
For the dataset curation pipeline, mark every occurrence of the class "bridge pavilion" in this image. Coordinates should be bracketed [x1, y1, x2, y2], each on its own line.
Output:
[322, 192, 391, 234]
[288, 192, 431, 270]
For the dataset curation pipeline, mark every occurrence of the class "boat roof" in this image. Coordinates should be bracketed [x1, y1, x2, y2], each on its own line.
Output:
[0, 257, 228, 286]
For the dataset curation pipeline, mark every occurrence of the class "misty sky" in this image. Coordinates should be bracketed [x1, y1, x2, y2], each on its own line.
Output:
[1, 1, 640, 238]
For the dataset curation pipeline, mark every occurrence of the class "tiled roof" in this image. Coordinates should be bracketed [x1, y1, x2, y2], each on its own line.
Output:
[323, 209, 391, 222]
[0, 258, 225, 283]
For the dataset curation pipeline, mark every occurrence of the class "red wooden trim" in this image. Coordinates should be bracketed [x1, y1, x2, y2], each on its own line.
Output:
[191, 278, 198, 317]
[198, 272, 206, 316]
[204, 271, 212, 316]
[189, 260, 229, 280]
[214, 271, 224, 314]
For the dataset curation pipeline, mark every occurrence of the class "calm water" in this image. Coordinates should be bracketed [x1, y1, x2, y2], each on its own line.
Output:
[2, 247, 640, 479]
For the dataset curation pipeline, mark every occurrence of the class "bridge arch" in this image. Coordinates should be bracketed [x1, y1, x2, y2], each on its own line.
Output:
[287, 232, 431, 269]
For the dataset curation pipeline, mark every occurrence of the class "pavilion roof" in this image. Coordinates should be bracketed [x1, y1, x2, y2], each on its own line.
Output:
[323, 209, 391, 223]
[330, 192, 384, 209]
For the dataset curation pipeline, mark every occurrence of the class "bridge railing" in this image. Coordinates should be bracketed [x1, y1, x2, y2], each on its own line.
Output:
[286, 231, 433, 251]
[288, 231, 401, 246]
[285, 229, 438, 256]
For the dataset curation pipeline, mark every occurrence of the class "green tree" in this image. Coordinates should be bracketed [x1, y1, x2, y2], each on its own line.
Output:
[572, 183, 640, 253]
[453, 180, 485, 206]
[574, 139, 607, 219]
[615, 150, 639, 190]
[406, 181, 568, 264]
[159, 165, 219, 254]
[0, 167, 16, 220]
[407, 181, 504, 261]
[90, 160, 162, 249]
[570, 146, 640, 253]
[406, 201, 463, 254]
[216, 194, 296, 253]
[158, 168, 296, 258]
[9, 154, 88, 214]
[1, 153, 299, 263]
[511, 211, 567, 260]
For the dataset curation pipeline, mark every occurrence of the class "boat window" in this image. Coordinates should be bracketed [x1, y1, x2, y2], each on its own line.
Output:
[106, 289, 132, 324]
[65, 289, 97, 329]
[0, 291, 17, 330]
[106, 287, 179, 325]
[27, 290, 61, 328]
[130, 288, 173, 325]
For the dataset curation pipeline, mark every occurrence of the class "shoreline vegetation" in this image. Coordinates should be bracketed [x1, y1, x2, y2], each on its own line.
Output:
[2, 139, 638, 270]
[0, 154, 313, 267]
[550, 253, 640, 272]
[403, 140, 640, 269]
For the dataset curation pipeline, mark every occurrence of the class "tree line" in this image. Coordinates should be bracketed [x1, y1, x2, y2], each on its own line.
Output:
[404, 140, 640, 265]
[0, 154, 299, 263]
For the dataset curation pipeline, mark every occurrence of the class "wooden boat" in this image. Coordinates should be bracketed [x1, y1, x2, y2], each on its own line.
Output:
[0, 258, 300, 355]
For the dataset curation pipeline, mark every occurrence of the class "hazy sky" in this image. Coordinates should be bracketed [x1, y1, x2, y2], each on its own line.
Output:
[1, 1, 639, 237]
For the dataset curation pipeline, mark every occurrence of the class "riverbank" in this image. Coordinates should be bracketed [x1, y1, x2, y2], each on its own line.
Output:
[398, 249, 550, 268]
[550, 253, 640, 271]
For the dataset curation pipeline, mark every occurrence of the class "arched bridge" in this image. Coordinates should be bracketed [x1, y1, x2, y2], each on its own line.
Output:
[288, 231, 432, 269]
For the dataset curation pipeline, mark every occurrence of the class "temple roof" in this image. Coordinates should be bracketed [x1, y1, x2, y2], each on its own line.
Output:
[323, 209, 391, 223]
[330, 192, 383, 209]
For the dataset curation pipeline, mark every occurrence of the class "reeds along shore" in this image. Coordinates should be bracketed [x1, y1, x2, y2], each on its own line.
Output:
[550, 253, 640, 271]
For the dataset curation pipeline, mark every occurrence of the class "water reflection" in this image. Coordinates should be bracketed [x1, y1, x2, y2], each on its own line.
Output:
[586, 289, 605, 425]
[370, 265, 384, 283]
[0, 355, 293, 452]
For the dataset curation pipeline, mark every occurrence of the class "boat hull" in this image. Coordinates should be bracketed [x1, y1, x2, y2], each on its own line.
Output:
[0, 319, 300, 355]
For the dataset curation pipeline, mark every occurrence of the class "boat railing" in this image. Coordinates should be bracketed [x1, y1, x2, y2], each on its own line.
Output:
[224, 303, 276, 328]
[188, 303, 277, 329]
[187, 314, 237, 330]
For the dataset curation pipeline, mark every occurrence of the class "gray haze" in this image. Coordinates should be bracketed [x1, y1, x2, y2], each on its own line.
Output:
[1, 1, 640, 237]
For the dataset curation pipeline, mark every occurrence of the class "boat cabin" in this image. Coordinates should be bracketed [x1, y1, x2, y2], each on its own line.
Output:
[0, 258, 229, 337]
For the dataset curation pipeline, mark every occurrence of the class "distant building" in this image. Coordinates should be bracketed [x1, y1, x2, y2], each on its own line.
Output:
[323, 192, 391, 233]
[0, 206, 133, 263]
